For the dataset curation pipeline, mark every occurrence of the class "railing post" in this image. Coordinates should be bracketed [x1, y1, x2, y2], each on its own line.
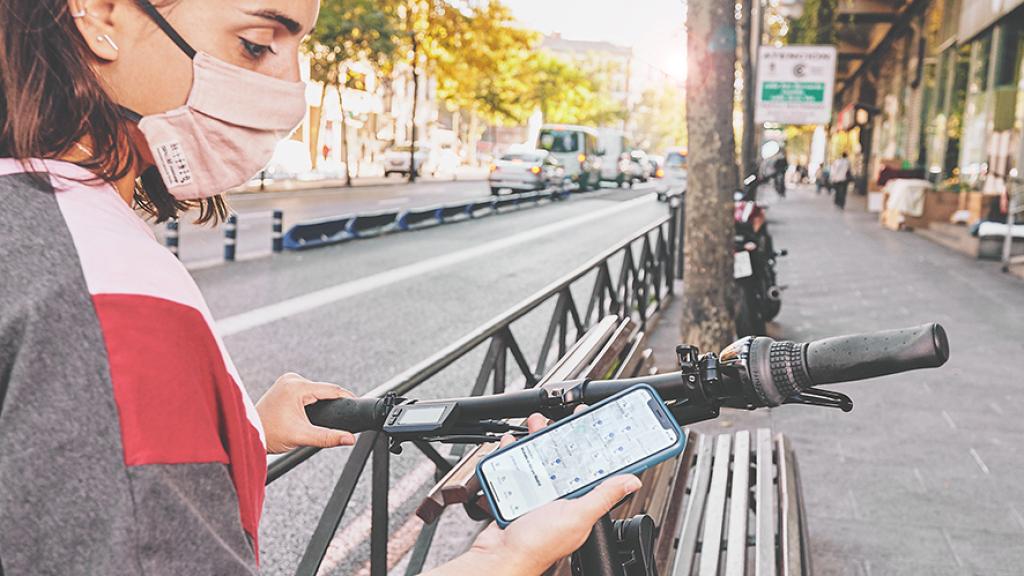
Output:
[224, 214, 238, 262]
[165, 218, 179, 259]
[370, 433, 390, 576]
[672, 195, 685, 279]
[272, 209, 284, 253]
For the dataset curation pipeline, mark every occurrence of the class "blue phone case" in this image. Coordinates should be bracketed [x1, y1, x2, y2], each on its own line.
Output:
[475, 384, 685, 527]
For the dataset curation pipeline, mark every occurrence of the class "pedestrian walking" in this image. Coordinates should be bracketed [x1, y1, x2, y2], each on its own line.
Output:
[773, 153, 789, 198]
[815, 165, 830, 195]
[0, 1, 637, 574]
[830, 153, 852, 209]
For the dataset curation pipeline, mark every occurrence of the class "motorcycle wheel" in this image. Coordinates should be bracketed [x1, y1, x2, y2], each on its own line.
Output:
[736, 281, 767, 337]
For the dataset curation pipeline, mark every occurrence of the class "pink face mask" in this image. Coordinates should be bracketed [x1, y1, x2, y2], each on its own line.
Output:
[128, 0, 307, 200]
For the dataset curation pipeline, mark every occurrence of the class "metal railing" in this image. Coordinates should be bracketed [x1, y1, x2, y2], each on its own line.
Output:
[1002, 178, 1024, 272]
[265, 197, 684, 576]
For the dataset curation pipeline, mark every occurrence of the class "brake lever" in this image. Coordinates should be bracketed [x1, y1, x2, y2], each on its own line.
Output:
[781, 387, 854, 412]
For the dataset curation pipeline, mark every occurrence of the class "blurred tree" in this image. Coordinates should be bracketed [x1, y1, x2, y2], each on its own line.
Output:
[631, 85, 687, 153]
[522, 52, 627, 126]
[681, 0, 740, 351]
[307, 0, 401, 184]
[790, 0, 835, 45]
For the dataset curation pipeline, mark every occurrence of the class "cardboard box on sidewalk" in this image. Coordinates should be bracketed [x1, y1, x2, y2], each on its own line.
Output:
[880, 188, 959, 231]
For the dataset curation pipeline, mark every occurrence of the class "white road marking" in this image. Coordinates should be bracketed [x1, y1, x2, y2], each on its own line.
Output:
[968, 447, 990, 475]
[216, 195, 653, 337]
[941, 410, 957, 430]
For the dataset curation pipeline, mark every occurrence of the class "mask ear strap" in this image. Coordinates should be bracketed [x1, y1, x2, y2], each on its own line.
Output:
[135, 0, 197, 59]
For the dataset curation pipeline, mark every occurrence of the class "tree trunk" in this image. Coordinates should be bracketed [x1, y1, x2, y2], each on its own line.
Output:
[681, 0, 741, 353]
[739, 0, 758, 177]
[339, 83, 353, 187]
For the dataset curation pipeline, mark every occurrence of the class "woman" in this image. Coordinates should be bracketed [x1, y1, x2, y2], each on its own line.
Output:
[0, 1, 640, 574]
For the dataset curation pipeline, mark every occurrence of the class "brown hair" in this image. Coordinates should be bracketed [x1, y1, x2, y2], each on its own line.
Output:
[0, 0, 226, 224]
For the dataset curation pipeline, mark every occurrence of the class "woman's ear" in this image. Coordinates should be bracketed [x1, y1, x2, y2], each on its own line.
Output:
[68, 0, 121, 61]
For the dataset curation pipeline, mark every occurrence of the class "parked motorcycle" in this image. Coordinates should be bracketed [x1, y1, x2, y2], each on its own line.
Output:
[734, 174, 785, 336]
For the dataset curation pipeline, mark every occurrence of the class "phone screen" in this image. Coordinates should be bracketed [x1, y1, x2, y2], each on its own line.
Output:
[478, 386, 680, 523]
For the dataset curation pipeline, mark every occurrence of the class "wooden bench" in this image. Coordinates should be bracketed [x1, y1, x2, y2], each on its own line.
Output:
[414, 315, 811, 575]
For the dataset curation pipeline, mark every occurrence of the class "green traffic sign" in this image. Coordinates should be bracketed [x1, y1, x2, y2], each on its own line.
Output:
[761, 81, 825, 104]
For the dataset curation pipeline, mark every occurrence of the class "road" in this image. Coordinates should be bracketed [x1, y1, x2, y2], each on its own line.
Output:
[191, 182, 668, 574]
[159, 178, 496, 267]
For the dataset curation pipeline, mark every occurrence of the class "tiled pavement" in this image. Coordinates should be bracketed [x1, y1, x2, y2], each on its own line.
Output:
[652, 185, 1024, 575]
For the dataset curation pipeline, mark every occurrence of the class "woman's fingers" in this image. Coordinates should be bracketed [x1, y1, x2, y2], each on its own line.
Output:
[526, 413, 547, 433]
[566, 475, 642, 525]
[300, 381, 355, 406]
[294, 424, 356, 448]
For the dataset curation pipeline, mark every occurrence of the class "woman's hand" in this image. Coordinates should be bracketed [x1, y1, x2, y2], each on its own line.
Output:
[256, 373, 357, 454]
[427, 412, 643, 576]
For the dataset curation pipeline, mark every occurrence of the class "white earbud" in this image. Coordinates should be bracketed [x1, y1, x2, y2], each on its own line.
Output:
[97, 34, 119, 52]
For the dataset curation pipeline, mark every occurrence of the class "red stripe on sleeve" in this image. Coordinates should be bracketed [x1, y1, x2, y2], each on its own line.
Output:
[93, 294, 266, 547]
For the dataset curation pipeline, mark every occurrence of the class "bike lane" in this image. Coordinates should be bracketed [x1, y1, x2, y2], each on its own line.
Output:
[653, 184, 1024, 575]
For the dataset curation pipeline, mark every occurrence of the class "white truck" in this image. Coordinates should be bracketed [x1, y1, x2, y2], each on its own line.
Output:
[596, 128, 631, 187]
[536, 124, 603, 191]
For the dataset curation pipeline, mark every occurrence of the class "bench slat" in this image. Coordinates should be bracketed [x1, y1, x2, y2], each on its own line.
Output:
[755, 428, 776, 576]
[724, 430, 751, 576]
[697, 434, 732, 575]
[655, 430, 698, 573]
[777, 435, 803, 576]
[671, 433, 715, 576]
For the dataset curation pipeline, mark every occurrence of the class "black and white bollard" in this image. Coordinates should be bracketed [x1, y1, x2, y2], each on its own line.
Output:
[165, 218, 180, 259]
[272, 210, 283, 253]
[224, 214, 238, 262]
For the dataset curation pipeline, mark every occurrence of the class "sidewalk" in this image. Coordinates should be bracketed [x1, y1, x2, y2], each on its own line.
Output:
[233, 167, 488, 194]
[651, 184, 1024, 575]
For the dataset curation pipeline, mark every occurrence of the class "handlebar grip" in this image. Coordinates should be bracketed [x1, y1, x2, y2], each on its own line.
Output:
[805, 323, 949, 385]
[305, 397, 388, 433]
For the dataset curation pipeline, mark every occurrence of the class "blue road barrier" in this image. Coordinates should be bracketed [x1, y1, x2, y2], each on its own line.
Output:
[439, 204, 470, 223]
[397, 206, 443, 231]
[282, 214, 356, 250]
[282, 186, 573, 252]
[346, 211, 400, 238]
[466, 200, 495, 218]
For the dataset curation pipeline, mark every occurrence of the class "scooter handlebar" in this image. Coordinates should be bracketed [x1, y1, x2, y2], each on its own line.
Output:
[305, 397, 388, 433]
[744, 323, 949, 406]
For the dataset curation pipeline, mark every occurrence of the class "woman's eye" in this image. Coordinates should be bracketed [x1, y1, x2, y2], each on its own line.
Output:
[240, 37, 275, 59]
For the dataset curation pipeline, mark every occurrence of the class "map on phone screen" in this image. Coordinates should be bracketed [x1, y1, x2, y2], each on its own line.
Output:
[480, 389, 678, 521]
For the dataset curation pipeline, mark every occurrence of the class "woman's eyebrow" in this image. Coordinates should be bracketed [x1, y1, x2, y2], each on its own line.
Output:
[245, 9, 304, 35]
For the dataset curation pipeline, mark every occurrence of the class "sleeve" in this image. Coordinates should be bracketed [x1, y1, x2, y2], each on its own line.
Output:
[0, 173, 260, 575]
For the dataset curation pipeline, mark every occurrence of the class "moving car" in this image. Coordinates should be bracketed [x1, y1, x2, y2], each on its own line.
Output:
[384, 143, 431, 177]
[489, 150, 565, 195]
[537, 124, 603, 190]
[655, 148, 687, 194]
[629, 150, 654, 182]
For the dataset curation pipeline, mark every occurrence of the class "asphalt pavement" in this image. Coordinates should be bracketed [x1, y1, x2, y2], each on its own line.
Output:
[193, 182, 668, 574]
[651, 184, 1024, 576]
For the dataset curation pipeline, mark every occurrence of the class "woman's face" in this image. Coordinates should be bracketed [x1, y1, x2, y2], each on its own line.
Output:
[72, 0, 319, 117]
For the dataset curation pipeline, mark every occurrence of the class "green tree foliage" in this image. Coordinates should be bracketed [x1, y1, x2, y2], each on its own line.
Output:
[524, 53, 627, 126]
[631, 85, 687, 152]
[308, 0, 401, 85]
[790, 0, 835, 45]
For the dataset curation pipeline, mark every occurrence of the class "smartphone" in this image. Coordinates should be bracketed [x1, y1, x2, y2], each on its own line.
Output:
[476, 384, 684, 527]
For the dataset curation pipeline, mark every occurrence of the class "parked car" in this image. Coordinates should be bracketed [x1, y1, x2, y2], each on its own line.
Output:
[489, 150, 565, 195]
[537, 124, 603, 190]
[655, 148, 687, 194]
[648, 154, 664, 179]
[629, 150, 654, 182]
[384, 143, 431, 177]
